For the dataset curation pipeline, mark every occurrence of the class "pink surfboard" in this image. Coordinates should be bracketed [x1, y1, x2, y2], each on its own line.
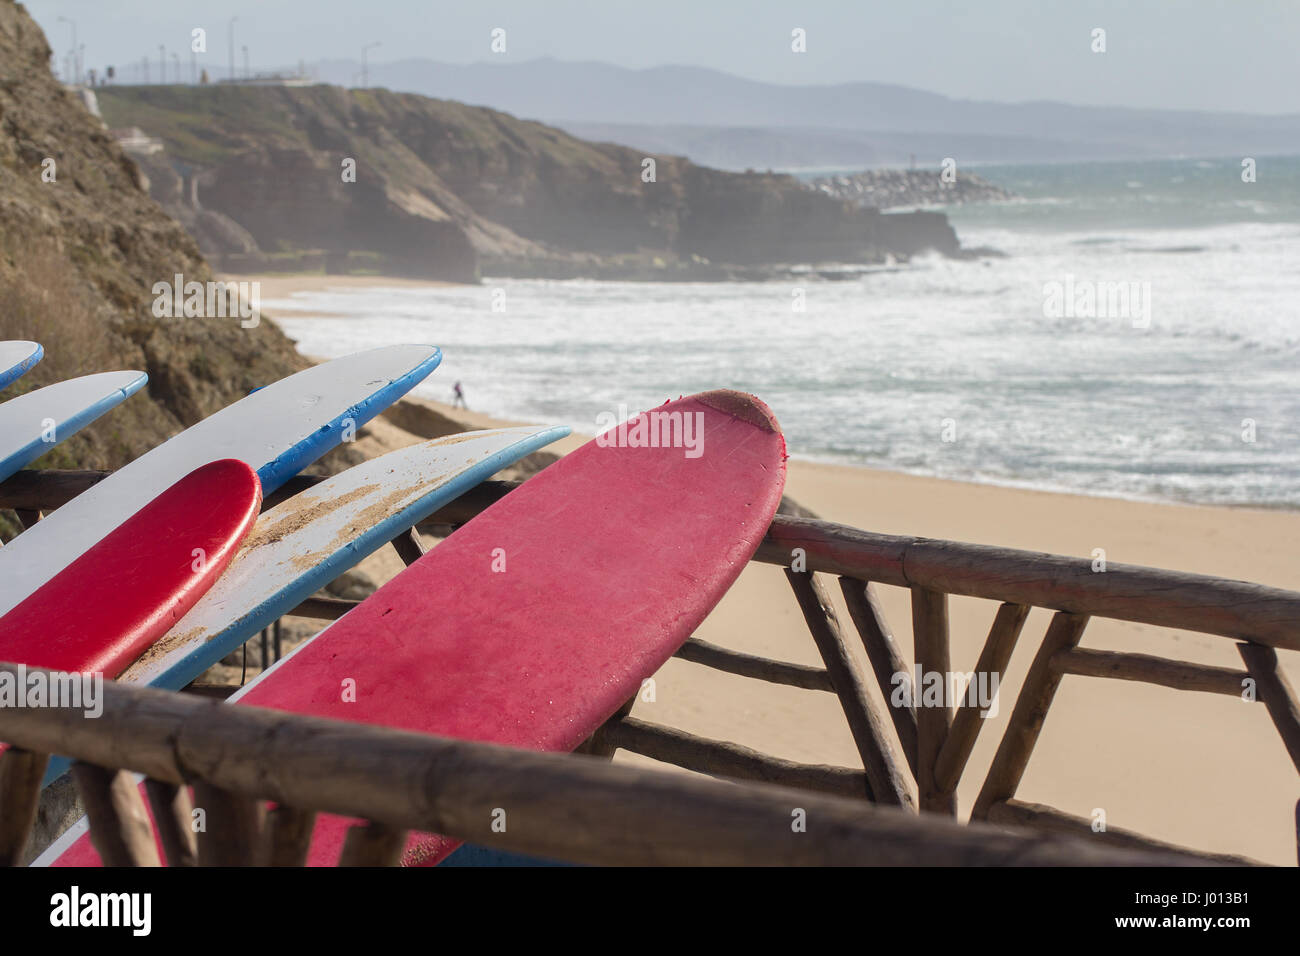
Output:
[0, 459, 261, 680]
[51, 391, 785, 867]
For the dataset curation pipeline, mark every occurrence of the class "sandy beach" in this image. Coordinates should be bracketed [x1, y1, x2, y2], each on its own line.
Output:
[248, 273, 1300, 865]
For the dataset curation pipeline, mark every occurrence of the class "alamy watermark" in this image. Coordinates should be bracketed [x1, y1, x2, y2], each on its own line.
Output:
[151, 274, 260, 328]
[595, 404, 705, 459]
[1043, 274, 1151, 328]
[891, 666, 1000, 718]
[0, 664, 103, 718]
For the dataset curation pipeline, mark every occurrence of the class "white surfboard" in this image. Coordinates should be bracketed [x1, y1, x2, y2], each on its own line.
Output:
[0, 341, 42, 392]
[117, 425, 568, 691]
[0, 371, 148, 483]
[0, 344, 440, 617]
[35, 425, 568, 787]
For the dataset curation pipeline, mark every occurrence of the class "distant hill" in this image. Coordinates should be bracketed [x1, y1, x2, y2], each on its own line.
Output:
[308, 57, 1300, 169]
[97, 84, 961, 282]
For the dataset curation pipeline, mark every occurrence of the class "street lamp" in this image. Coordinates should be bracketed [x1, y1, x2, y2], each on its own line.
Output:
[228, 16, 238, 83]
[361, 42, 381, 88]
[56, 16, 77, 83]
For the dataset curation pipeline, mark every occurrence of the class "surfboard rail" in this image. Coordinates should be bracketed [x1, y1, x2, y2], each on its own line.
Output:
[2, 465, 1296, 866]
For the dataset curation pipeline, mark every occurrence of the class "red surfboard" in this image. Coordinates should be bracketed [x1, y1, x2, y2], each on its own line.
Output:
[0, 459, 261, 680]
[52, 391, 785, 867]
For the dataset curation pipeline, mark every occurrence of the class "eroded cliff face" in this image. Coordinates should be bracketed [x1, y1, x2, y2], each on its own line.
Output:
[0, 0, 305, 480]
[97, 84, 960, 281]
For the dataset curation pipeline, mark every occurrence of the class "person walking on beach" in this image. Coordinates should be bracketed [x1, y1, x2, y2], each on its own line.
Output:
[452, 381, 467, 409]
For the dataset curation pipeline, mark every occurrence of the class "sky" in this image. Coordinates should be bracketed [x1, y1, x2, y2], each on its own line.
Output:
[21, 0, 1300, 114]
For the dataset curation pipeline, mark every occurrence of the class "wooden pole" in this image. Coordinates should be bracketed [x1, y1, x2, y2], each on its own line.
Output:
[143, 779, 198, 867]
[288, 595, 357, 620]
[971, 611, 1089, 820]
[389, 526, 425, 566]
[755, 516, 1300, 651]
[1237, 642, 1300, 773]
[193, 782, 264, 866]
[0, 663, 1219, 866]
[1055, 647, 1249, 697]
[786, 570, 913, 809]
[911, 587, 956, 814]
[575, 697, 635, 759]
[265, 806, 317, 867]
[593, 716, 871, 799]
[934, 602, 1029, 796]
[0, 748, 49, 866]
[674, 637, 835, 691]
[986, 799, 1259, 866]
[338, 822, 407, 866]
[70, 763, 161, 867]
[838, 576, 918, 776]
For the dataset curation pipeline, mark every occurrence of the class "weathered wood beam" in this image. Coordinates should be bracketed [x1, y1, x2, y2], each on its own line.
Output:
[593, 715, 871, 800]
[911, 587, 955, 814]
[1055, 647, 1249, 697]
[934, 602, 1030, 796]
[787, 570, 913, 809]
[756, 516, 1300, 651]
[192, 782, 264, 866]
[287, 595, 358, 620]
[986, 799, 1259, 866]
[70, 763, 160, 867]
[1237, 642, 1300, 774]
[971, 612, 1090, 820]
[575, 697, 636, 760]
[389, 526, 425, 567]
[143, 779, 198, 867]
[0, 748, 49, 866]
[265, 806, 317, 867]
[338, 822, 407, 866]
[838, 577, 918, 776]
[0, 663, 1220, 866]
[673, 637, 834, 692]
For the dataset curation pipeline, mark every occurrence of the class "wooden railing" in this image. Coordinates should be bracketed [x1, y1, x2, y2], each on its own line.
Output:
[0, 663, 1229, 866]
[3, 469, 1299, 865]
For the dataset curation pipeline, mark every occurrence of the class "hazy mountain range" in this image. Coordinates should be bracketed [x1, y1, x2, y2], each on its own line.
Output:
[304, 57, 1300, 170]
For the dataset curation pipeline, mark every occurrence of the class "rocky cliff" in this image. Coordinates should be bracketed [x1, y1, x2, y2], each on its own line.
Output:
[96, 84, 961, 281]
[0, 1, 304, 501]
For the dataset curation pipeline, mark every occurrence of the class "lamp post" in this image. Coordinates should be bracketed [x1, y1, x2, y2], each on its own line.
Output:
[56, 16, 77, 83]
[228, 16, 238, 83]
[361, 41, 381, 88]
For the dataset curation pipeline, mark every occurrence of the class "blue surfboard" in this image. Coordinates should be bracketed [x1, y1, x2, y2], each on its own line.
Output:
[0, 371, 148, 484]
[0, 341, 43, 392]
[0, 345, 441, 618]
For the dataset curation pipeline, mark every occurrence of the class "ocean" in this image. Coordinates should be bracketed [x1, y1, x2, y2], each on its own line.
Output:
[266, 155, 1300, 509]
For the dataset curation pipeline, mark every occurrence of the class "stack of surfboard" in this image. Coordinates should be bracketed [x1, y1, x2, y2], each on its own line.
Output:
[0, 339, 786, 867]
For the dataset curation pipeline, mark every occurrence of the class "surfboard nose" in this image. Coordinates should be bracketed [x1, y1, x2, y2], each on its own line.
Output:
[692, 389, 783, 436]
